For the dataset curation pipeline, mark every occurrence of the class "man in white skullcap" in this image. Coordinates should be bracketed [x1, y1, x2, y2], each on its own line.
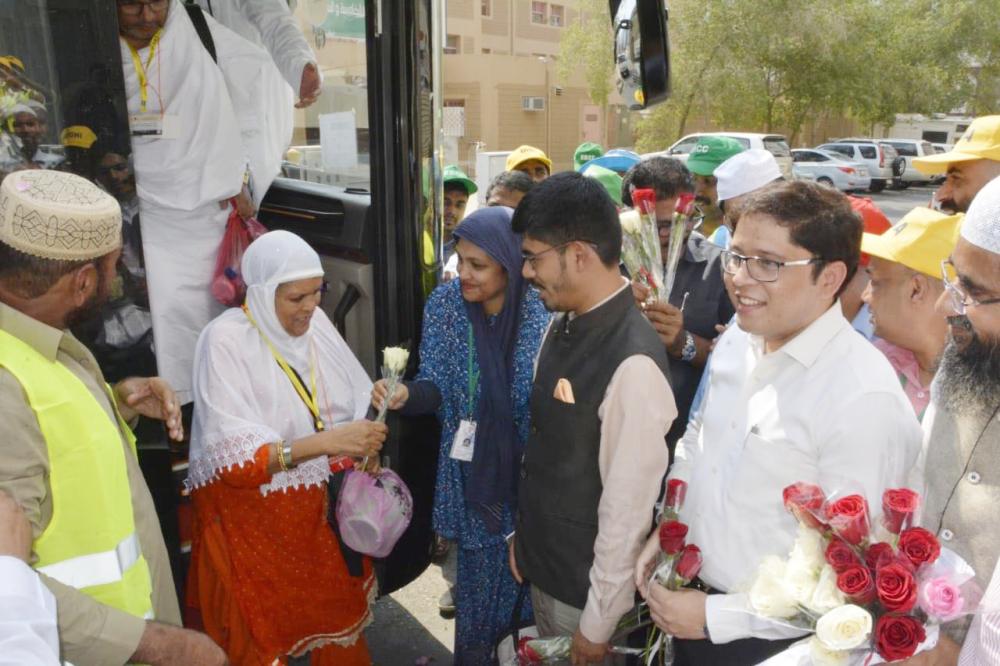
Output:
[711, 148, 783, 247]
[117, 0, 292, 404]
[914, 174, 1000, 663]
[0, 170, 226, 665]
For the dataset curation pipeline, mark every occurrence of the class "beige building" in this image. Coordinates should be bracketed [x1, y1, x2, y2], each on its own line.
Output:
[443, 0, 628, 175]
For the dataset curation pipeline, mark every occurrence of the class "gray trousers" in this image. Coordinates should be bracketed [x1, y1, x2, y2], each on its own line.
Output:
[530, 585, 627, 665]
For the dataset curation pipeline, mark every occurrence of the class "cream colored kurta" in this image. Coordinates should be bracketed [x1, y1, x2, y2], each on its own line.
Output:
[0, 302, 181, 666]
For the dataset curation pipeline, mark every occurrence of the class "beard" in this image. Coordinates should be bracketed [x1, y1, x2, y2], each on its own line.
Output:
[934, 315, 1000, 417]
[65, 271, 111, 330]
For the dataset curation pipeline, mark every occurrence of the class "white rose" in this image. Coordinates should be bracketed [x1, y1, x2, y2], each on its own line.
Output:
[790, 523, 826, 564]
[809, 636, 849, 666]
[806, 564, 847, 615]
[815, 604, 873, 652]
[619, 209, 641, 235]
[382, 346, 410, 374]
[785, 525, 825, 605]
[748, 556, 799, 619]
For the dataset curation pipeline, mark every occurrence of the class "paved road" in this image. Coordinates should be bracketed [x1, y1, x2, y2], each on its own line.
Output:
[865, 183, 939, 223]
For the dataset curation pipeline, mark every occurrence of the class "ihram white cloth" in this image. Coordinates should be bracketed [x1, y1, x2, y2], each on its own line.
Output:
[195, 0, 318, 93]
[0, 557, 59, 666]
[188, 232, 373, 495]
[122, 0, 291, 402]
[961, 175, 1000, 254]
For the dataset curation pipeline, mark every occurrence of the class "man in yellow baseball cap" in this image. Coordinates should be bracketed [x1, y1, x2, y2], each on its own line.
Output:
[913, 115, 1000, 213]
[861, 207, 963, 419]
[505, 145, 552, 183]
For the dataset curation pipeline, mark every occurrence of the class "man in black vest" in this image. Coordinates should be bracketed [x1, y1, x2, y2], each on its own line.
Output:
[509, 172, 676, 664]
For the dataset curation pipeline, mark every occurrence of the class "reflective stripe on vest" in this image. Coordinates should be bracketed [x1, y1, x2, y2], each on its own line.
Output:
[37, 532, 141, 590]
[0, 329, 154, 620]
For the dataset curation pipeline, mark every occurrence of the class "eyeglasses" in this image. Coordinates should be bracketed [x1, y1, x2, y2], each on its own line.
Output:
[721, 249, 821, 283]
[521, 241, 598, 269]
[118, 0, 169, 16]
[941, 259, 1000, 315]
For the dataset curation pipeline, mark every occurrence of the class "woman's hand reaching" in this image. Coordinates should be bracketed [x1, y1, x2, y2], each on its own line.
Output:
[371, 379, 409, 412]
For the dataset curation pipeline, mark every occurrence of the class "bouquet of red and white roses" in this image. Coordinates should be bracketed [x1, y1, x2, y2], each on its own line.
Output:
[746, 483, 981, 665]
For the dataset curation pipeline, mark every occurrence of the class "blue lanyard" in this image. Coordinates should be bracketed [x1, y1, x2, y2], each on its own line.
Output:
[466, 324, 480, 419]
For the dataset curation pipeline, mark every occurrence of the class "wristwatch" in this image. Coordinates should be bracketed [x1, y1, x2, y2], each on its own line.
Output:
[679, 331, 697, 362]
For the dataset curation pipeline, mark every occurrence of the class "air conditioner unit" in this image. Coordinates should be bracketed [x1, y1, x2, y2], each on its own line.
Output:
[522, 96, 545, 111]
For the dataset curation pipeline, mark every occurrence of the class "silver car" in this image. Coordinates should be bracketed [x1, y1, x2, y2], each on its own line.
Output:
[792, 149, 872, 192]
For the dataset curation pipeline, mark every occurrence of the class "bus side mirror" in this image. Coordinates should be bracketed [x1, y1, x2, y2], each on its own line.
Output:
[610, 0, 671, 110]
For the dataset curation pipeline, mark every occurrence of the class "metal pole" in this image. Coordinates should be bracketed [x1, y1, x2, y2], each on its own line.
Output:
[545, 58, 551, 155]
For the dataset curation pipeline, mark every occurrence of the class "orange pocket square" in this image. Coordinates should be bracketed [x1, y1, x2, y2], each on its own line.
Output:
[553, 378, 576, 404]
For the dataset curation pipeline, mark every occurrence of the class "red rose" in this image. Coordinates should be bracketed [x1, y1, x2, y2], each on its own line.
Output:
[826, 494, 870, 545]
[675, 544, 702, 582]
[876, 562, 918, 612]
[825, 538, 861, 573]
[874, 614, 926, 662]
[782, 482, 826, 529]
[665, 479, 688, 514]
[882, 488, 920, 535]
[865, 542, 896, 571]
[675, 192, 697, 217]
[898, 528, 941, 569]
[517, 636, 542, 664]
[836, 563, 876, 604]
[659, 520, 688, 555]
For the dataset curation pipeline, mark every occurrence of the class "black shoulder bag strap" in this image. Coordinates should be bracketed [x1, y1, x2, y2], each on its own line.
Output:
[183, 2, 218, 64]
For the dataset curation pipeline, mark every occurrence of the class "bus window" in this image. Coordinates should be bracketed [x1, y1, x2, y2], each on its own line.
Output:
[280, 1, 372, 192]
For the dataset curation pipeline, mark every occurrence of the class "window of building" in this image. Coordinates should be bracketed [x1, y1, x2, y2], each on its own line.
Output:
[549, 4, 565, 27]
[444, 34, 460, 55]
[481, 0, 492, 17]
[482, 48, 491, 54]
[531, 1, 547, 24]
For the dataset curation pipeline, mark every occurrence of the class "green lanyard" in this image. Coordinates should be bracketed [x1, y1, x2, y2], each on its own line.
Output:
[466, 324, 481, 419]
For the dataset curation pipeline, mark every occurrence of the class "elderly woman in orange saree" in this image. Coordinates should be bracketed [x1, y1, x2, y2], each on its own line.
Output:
[186, 231, 386, 665]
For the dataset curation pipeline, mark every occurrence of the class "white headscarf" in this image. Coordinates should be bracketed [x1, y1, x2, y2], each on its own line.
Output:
[242, 229, 325, 377]
[187, 231, 373, 494]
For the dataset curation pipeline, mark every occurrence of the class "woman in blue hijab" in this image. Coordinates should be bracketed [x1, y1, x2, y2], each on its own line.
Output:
[373, 206, 550, 663]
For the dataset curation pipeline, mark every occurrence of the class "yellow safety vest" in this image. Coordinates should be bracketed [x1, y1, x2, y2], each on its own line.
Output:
[0, 329, 154, 621]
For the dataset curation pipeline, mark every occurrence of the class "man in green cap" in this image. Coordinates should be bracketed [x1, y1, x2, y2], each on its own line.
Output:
[574, 142, 603, 172]
[686, 135, 745, 236]
[583, 164, 623, 207]
[443, 164, 478, 238]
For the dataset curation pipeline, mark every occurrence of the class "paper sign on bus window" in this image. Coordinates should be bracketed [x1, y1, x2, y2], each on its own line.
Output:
[319, 110, 359, 171]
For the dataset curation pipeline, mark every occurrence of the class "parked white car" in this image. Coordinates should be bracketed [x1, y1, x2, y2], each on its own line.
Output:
[879, 139, 937, 186]
[791, 149, 871, 192]
[815, 140, 902, 193]
[652, 132, 795, 180]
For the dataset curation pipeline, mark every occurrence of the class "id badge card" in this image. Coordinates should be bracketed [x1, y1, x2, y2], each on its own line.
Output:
[130, 113, 179, 139]
[450, 419, 477, 462]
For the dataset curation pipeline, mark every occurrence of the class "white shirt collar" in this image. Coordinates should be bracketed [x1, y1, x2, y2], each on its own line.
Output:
[749, 301, 847, 369]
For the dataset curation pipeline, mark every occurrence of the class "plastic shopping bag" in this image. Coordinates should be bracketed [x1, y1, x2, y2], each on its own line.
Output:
[210, 203, 267, 306]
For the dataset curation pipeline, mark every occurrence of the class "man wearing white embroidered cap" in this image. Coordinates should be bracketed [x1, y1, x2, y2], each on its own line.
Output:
[916, 174, 1000, 662]
[0, 170, 226, 665]
[711, 149, 783, 247]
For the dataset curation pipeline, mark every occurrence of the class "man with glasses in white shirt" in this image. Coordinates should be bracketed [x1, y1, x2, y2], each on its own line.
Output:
[635, 180, 922, 664]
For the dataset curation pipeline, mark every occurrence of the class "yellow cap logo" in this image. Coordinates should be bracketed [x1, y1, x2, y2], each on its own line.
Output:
[60, 125, 97, 149]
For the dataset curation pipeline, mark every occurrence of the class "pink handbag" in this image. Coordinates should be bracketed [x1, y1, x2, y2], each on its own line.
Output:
[335, 468, 413, 558]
